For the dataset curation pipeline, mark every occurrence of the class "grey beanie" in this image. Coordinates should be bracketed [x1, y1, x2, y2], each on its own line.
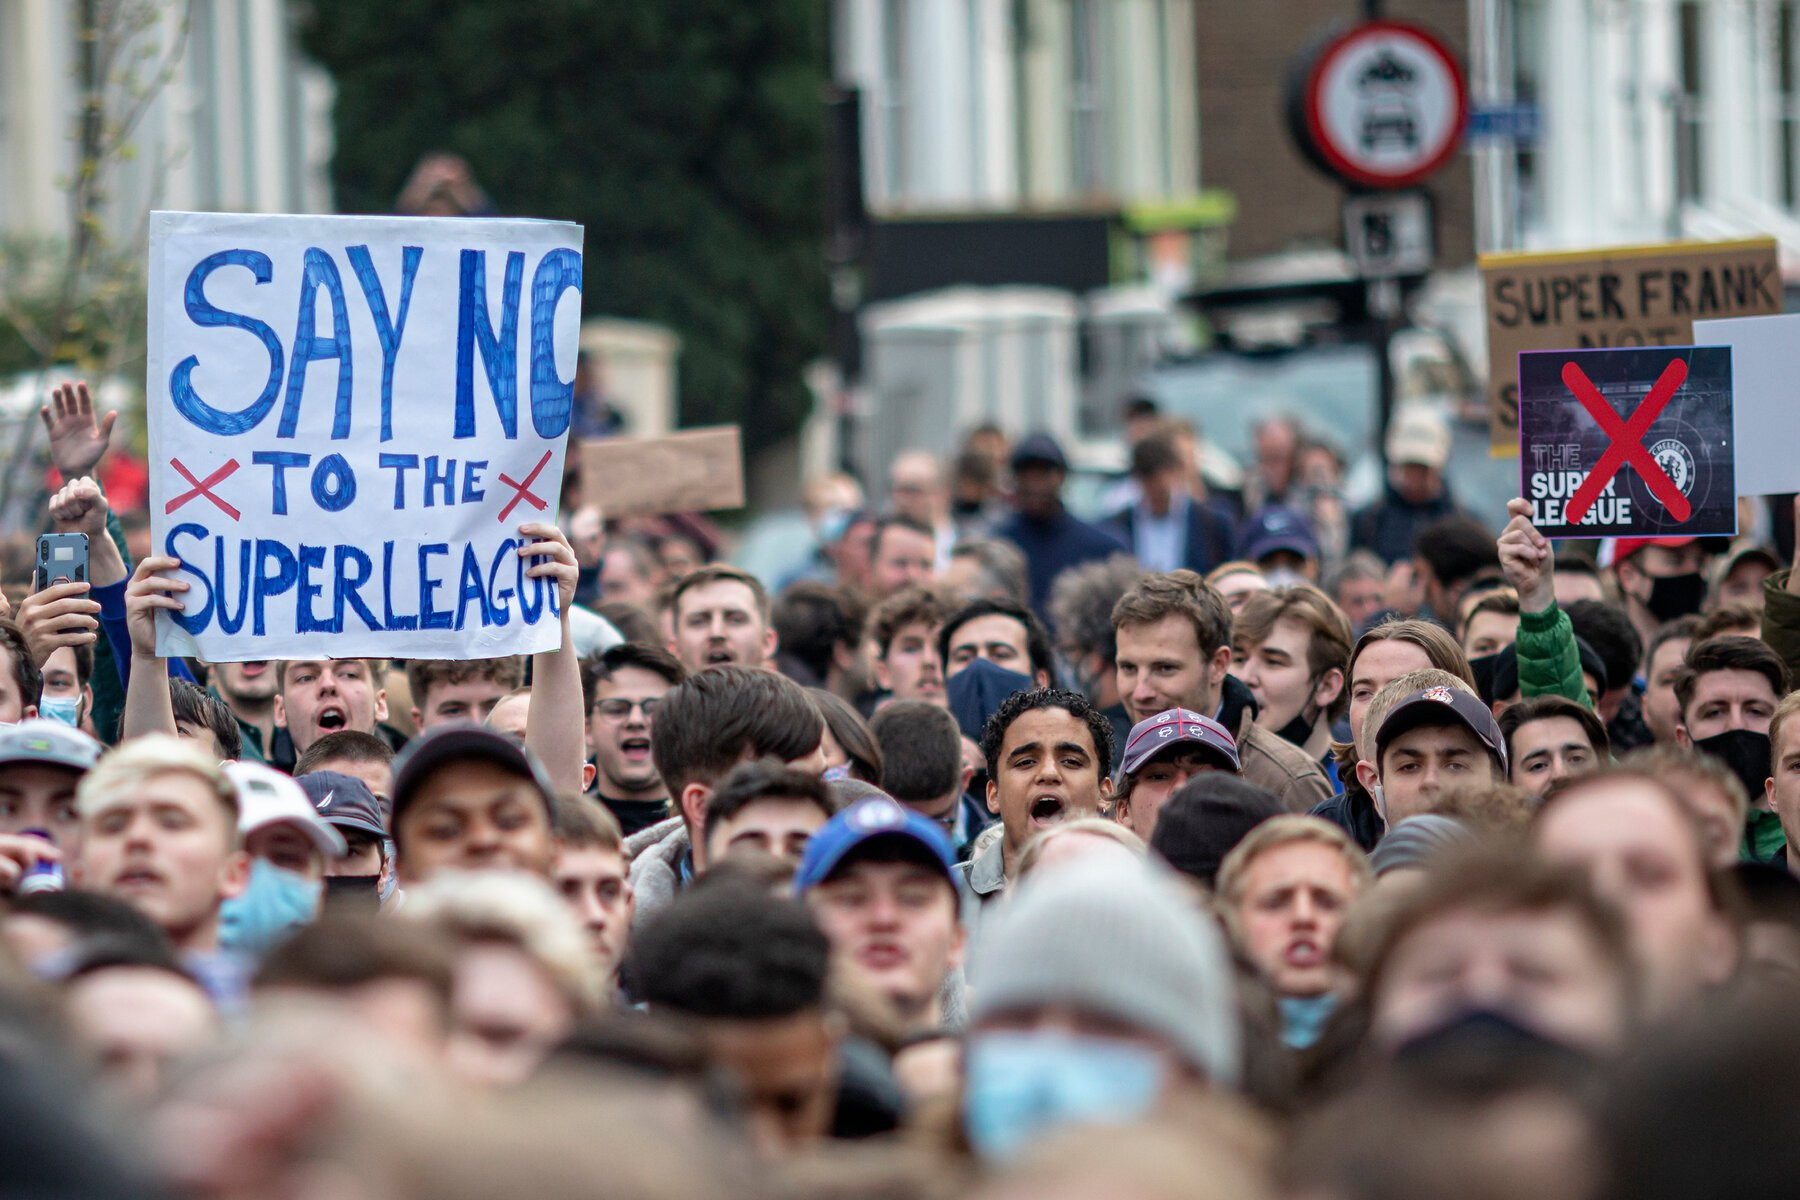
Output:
[968, 858, 1241, 1087]
[1369, 814, 1470, 876]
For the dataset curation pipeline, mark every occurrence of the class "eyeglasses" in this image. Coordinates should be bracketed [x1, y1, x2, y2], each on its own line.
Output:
[596, 697, 661, 721]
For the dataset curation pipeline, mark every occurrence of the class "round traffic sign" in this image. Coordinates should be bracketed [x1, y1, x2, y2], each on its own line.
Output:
[1296, 20, 1467, 190]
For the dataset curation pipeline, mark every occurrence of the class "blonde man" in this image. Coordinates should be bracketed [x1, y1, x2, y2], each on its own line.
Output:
[1015, 818, 1147, 881]
[1216, 814, 1372, 1047]
[406, 870, 601, 1089]
[73, 735, 249, 959]
[1763, 689, 1800, 875]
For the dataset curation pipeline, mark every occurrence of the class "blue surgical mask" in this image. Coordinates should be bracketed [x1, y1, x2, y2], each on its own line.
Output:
[37, 695, 80, 728]
[821, 763, 851, 782]
[1278, 993, 1339, 1050]
[219, 858, 321, 958]
[963, 1031, 1165, 1160]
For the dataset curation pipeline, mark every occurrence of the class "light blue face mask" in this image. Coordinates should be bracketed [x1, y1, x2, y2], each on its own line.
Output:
[219, 859, 321, 959]
[963, 1031, 1166, 1160]
[37, 695, 80, 728]
[821, 763, 852, 782]
[1278, 992, 1340, 1050]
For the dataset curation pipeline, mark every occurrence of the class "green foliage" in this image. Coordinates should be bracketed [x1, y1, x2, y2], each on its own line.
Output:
[0, 237, 147, 381]
[300, 0, 829, 453]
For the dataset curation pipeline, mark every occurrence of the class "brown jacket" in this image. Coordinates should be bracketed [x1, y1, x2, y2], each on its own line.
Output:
[1234, 715, 1333, 812]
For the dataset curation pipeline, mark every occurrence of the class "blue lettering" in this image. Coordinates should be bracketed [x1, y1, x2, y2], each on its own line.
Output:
[454, 249, 522, 438]
[311, 453, 357, 513]
[454, 543, 491, 631]
[252, 451, 310, 515]
[380, 453, 419, 509]
[333, 545, 381, 632]
[528, 248, 582, 438]
[381, 542, 418, 631]
[169, 250, 284, 436]
[423, 456, 455, 508]
[279, 247, 354, 439]
[252, 540, 298, 637]
[487, 538, 516, 625]
[295, 544, 334, 633]
[346, 244, 422, 442]
[517, 540, 544, 625]
[418, 543, 453, 629]
[462, 459, 488, 503]
[166, 523, 215, 634]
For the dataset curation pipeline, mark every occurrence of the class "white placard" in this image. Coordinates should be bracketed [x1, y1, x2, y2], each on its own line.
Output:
[1694, 311, 1800, 497]
[147, 211, 584, 661]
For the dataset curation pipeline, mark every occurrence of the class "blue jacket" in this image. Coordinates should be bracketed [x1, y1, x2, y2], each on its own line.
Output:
[994, 506, 1129, 618]
[1102, 499, 1236, 576]
[1350, 482, 1464, 565]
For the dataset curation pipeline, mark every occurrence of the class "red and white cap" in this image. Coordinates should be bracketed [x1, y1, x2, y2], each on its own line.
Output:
[1120, 709, 1241, 777]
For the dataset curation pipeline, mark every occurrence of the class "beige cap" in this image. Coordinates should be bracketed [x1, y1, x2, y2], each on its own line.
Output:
[1386, 406, 1451, 470]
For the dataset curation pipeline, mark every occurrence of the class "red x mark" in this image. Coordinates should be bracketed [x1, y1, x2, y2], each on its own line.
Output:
[497, 449, 554, 523]
[1562, 358, 1692, 526]
[166, 457, 242, 521]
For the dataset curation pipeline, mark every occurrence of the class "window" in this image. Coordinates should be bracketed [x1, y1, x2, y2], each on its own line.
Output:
[1676, 0, 1706, 204]
[1779, 0, 1800, 208]
[879, 0, 909, 204]
[1069, 0, 1105, 197]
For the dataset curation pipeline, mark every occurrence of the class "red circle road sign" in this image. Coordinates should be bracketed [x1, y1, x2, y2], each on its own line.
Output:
[1299, 20, 1467, 190]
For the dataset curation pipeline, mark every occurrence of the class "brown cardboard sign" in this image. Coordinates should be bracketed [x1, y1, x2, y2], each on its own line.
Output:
[1481, 238, 1779, 455]
[581, 426, 745, 516]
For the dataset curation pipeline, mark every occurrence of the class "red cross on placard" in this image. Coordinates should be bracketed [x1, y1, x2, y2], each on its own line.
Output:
[1561, 358, 1693, 526]
[165, 457, 242, 522]
[496, 449, 554, 523]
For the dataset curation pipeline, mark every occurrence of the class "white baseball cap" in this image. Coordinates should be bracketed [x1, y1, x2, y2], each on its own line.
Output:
[226, 761, 346, 858]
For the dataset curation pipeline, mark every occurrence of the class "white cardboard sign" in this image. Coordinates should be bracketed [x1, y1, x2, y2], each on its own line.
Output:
[1694, 311, 1800, 497]
[147, 211, 584, 661]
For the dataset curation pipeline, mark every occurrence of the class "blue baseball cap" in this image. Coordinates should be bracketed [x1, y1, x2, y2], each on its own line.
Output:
[794, 796, 959, 894]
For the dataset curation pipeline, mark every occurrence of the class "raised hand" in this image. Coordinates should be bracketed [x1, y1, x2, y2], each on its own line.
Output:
[1498, 497, 1555, 614]
[48, 475, 108, 538]
[40, 381, 117, 480]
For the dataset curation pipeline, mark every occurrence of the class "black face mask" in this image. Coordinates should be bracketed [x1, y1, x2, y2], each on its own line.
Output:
[323, 874, 381, 910]
[1694, 729, 1773, 803]
[1274, 705, 1318, 750]
[1645, 571, 1707, 622]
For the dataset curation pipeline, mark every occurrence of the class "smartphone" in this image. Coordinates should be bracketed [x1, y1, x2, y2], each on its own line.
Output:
[35, 533, 89, 592]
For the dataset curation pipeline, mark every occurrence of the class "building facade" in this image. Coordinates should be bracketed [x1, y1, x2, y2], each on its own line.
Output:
[0, 0, 332, 242]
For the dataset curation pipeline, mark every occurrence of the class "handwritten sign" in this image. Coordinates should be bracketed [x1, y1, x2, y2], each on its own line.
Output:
[580, 426, 745, 517]
[1482, 238, 1778, 455]
[147, 211, 584, 661]
[1518, 346, 1736, 539]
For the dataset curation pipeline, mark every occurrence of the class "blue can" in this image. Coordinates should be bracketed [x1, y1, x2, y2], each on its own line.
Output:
[17, 829, 62, 895]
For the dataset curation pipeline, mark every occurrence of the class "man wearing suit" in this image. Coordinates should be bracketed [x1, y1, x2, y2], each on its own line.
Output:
[1106, 430, 1235, 575]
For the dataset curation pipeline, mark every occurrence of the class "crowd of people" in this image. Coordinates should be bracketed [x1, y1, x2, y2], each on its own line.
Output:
[0, 381, 1797, 1200]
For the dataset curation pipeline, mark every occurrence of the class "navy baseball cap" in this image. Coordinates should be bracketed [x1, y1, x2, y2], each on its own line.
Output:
[1120, 708, 1241, 777]
[1375, 685, 1508, 773]
[389, 724, 557, 828]
[1242, 506, 1319, 564]
[1010, 433, 1068, 472]
[794, 796, 959, 894]
[296, 770, 387, 841]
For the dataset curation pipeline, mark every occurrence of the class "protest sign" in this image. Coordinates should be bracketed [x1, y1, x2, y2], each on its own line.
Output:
[580, 426, 745, 516]
[147, 211, 584, 661]
[1518, 346, 1735, 540]
[1694, 312, 1800, 497]
[1482, 238, 1778, 454]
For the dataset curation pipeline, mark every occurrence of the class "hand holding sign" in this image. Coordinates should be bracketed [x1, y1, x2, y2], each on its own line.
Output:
[126, 556, 188, 660]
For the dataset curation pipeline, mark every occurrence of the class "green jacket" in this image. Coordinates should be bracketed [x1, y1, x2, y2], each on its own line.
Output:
[1761, 570, 1800, 684]
[1514, 603, 1593, 708]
